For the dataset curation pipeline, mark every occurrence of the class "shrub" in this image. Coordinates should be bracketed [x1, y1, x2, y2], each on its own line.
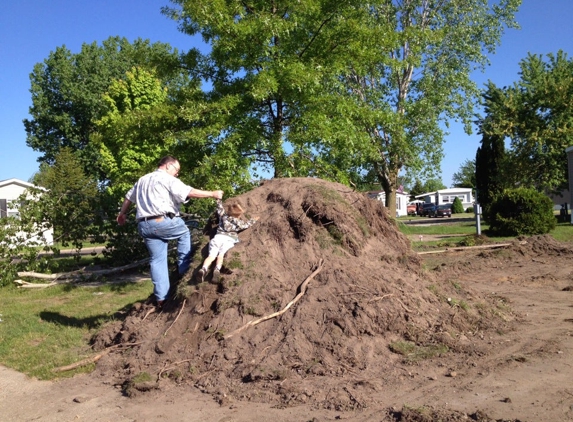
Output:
[451, 197, 465, 214]
[486, 188, 556, 236]
[465, 206, 474, 213]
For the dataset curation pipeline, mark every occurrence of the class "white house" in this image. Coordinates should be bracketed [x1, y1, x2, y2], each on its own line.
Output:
[367, 190, 410, 217]
[414, 188, 474, 210]
[0, 178, 53, 246]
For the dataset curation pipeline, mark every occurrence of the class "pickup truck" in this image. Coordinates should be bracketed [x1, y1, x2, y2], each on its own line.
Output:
[419, 203, 436, 217]
[407, 203, 418, 215]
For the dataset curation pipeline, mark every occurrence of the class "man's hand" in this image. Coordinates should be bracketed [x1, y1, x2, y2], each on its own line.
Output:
[212, 190, 224, 200]
[117, 213, 127, 226]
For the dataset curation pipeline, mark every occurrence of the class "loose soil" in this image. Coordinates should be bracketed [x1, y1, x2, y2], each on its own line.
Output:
[2, 177, 573, 422]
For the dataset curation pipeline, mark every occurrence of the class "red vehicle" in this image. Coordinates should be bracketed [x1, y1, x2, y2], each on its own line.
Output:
[429, 204, 452, 218]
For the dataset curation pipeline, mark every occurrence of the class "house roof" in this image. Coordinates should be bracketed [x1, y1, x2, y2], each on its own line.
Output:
[414, 188, 473, 198]
[0, 178, 37, 189]
[367, 190, 410, 197]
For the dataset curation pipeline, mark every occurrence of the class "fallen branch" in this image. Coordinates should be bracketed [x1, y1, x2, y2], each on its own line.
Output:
[417, 243, 512, 255]
[13, 280, 58, 289]
[52, 342, 142, 373]
[224, 259, 324, 339]
[17, 256, 151, 282]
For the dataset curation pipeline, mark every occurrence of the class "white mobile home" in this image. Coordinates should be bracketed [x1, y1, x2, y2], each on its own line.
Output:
[367, 190, 411, 217]
[414, 188, 474, 210]
[0, 178, 53, 246]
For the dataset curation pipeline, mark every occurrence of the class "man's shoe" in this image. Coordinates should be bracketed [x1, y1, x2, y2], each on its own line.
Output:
[196, 268, 206, 283]
[156, 300, 164, 310]
[212, 268, 220, 284]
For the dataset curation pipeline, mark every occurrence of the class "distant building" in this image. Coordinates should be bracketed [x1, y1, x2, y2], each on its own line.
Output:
[367, 190, 410, 217]
[0, 178, 53, 246]
[566, 146, 573, 223]
[414, 188, 474, 210]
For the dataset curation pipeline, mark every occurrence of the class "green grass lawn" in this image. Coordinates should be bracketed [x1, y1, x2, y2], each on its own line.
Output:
[0, 280, 152, 380]
[397, 215, 573, 249]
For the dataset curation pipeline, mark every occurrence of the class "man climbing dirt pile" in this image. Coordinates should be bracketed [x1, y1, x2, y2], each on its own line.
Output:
[91, 178, 532, 419]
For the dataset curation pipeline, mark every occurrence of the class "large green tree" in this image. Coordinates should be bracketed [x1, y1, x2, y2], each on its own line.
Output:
[452, 159, 476, 188]
[341, 0, 521, 213]
[478, 51, 573, 194]
[475, 132, 506, 211]
[163, 0, 379, 185]
[24, 36, 182, 180]
[164, 0, 520, 215]
[27, 147, 99, 253]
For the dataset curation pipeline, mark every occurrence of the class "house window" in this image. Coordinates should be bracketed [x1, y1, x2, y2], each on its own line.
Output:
[0, 198, 6, 218]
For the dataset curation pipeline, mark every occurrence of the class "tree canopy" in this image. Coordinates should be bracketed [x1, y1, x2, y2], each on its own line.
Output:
[334, 0, 521, 212]
[477, 51, 573, 195]
[452, 159, 476, 189]
[163, 0, 521, 215]
[24, 36, 183, 180]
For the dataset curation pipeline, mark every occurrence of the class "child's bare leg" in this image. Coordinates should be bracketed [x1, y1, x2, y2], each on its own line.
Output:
[212, 253, 226, 283]
[215, 254, 225, 270]
[202, 256, 216, 271]
[197, 255, 216, 282]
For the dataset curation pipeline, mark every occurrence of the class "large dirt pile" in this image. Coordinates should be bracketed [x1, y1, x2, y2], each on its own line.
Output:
[92, 178, 516, 411]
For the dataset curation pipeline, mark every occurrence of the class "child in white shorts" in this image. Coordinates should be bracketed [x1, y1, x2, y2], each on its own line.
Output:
[197, 199, 258, 283]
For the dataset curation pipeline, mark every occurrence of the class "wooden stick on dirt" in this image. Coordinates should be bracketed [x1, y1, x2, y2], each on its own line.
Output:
[52, 342, 142, 373]
[224, 259, 324, 340]
[417, 243, 512, 255]
[157, 358, 195, 381]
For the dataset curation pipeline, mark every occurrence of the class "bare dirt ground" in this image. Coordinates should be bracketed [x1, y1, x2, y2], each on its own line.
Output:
[2, 178, 573, 422]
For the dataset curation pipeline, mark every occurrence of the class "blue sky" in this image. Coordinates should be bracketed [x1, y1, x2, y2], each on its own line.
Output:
[1, 0, 572, 187]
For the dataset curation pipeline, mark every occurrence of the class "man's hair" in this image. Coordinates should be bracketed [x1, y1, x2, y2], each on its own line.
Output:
[227, 203, 245, 218]
[158, 155, 178, 167]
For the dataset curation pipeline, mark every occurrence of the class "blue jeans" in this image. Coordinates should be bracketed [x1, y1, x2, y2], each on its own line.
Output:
[138, 217, 191, 301]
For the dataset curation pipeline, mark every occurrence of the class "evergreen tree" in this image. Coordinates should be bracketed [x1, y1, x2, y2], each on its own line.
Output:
[475, 132, 506, 213]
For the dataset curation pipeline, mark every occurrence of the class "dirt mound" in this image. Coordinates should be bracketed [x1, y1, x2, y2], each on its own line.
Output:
[92, 178, 517, 412]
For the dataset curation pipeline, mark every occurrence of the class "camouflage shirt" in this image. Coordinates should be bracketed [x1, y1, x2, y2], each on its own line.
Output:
[215, 199, 257, 242]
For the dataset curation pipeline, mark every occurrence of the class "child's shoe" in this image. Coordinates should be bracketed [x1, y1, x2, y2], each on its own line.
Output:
[212, 268, 221, 284]
[196, 268, 206, 283]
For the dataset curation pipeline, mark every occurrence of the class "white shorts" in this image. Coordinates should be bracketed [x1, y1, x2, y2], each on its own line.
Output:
[208, 234, 237, 258]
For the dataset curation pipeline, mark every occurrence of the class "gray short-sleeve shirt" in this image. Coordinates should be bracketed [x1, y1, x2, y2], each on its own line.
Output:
[126, 169, 193, 219]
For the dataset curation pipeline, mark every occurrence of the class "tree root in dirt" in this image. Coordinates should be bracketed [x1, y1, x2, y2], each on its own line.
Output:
[52, 342, 142, 373]
[164, 299, 186, 336]
[224, 259, 324, 339]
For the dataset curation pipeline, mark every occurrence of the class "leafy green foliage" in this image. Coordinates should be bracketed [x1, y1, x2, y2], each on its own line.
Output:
[486, 188, 556, 236]
[0, 217, 45, 286]
[340, 0, 521, 213]
[163, 0, 376, 188]
[475, 129, 506, 212]
[24, 36, 182, 181]
[27, 147, 100, 253]
[451, 197, 465, 214]
[477, 51, 573, 195]
[452, 159, 476, 188]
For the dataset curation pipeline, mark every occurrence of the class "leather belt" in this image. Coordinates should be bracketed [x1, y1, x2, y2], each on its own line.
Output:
[137, 213, 176, 223]
[138, 215, 164, 222]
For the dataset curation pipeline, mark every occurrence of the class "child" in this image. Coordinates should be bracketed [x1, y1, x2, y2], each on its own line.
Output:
[197, 198, 258, 283]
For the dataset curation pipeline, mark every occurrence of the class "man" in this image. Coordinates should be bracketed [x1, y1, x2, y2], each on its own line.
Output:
[117, 156, 223, 307]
